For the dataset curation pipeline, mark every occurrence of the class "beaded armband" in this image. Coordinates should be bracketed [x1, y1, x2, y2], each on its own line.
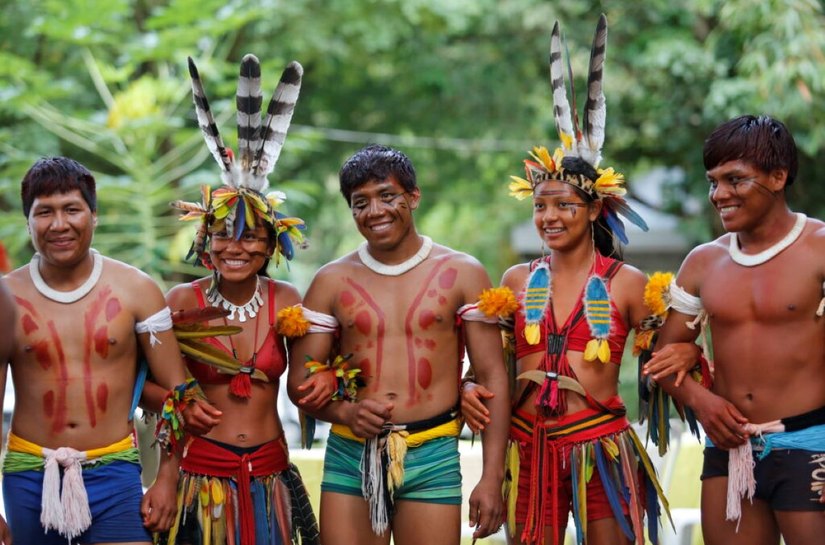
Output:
[155, 378, 206, 453]
[304, 353, 365, 402]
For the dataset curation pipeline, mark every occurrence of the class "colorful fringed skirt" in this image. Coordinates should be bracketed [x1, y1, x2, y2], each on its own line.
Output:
[157, 436, 319, 545]
[507, 397, 670, 545]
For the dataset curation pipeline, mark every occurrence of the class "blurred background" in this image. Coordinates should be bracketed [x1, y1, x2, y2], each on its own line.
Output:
[3, 1, 822, 541]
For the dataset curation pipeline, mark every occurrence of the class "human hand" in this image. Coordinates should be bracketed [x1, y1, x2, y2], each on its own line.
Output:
[643, 342, 701, 387]
[468, 475, 505, 540]
[345, 399, 393, 438]
[141, 472, 179, 532]
[461, 382, 494, 433]
[297, 371, 337, 411]
[0, 515, 11, 545]
[182, 398, 222, 436]
[694, 392, 749, 450]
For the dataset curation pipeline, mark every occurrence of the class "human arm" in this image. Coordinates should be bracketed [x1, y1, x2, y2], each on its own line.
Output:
[462, 265, 511, 539]
[140, 447, 180, 531]
[0, 279, 14, 544]
[286, 268, 393, 437]
[644, 255, 748, 449]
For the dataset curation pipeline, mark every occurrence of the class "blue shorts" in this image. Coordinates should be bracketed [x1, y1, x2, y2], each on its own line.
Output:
[3, 460, 151, 544]
[321, 433, 462, 504]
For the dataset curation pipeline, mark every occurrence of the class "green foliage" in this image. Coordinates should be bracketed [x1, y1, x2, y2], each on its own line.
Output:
[1, 0, 824, 284]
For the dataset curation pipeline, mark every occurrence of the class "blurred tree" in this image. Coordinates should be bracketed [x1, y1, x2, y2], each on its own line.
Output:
[1, 0, 823, 288]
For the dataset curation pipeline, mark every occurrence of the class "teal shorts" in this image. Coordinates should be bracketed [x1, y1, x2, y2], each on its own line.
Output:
[321, 433, 462, 504]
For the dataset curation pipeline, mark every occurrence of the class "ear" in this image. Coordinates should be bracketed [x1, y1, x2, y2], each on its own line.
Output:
[92, 213, 98, 227]
[588, 199, 603, 223]
[768, 169, 788, 192]
[408, 188, 422, 210]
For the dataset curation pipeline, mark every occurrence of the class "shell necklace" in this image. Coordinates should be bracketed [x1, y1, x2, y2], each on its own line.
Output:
[29, 249, 103, 304]
[207, 277, 263, 322]
[358, 236, 433, 276]
[728, 213, 806, 267]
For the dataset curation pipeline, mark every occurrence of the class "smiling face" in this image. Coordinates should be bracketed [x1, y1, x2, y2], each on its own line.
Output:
[532, 180, 600, 252]
[28, 189, 97, 269]
[706, 159, 786, 233]
[208, 221, 274, 283]
[349, 175, 420, 251]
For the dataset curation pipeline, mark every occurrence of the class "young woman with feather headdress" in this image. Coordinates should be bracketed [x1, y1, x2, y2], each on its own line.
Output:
[460, 15, 700, 545]
[145, 53, 319, 545]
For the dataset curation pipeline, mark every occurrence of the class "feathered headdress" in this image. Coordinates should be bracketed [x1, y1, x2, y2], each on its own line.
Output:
[172, 54, 306, 267]
[508, 14, 648, 245]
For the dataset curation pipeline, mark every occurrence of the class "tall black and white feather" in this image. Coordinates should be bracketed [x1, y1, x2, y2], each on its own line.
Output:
[549, 22, 577, 156]
[188, 57, 232, 178]
[250, 61, 303, 192]
[236, 54, 263, 179]
[581, 14, 608, 167]
[283, 465, 320, 545]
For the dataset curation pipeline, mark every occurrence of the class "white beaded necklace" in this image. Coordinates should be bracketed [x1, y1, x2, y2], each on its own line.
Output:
[729, 213, 806, 267]
[29, 249, 103, 304]
[358, 236, 433, 276]
[207, 277, 263, 322]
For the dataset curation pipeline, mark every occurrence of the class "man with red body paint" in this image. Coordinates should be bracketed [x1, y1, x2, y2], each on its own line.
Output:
[288, 145, 510, 545]
[1, 157, 220, 545]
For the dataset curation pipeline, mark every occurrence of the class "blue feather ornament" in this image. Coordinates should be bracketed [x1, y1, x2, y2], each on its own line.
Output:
[523, 262, 552, 345]
[583, 275, 612, 363]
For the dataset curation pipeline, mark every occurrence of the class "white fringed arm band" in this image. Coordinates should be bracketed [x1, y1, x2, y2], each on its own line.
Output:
[457, 303, 499, 324]
[301, 306, 340, 333]
[668, 280, 703, 316]
[134, 306, 173, 347]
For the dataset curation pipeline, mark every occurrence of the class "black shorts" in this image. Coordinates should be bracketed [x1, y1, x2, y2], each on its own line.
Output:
[702, 446, 825, 511]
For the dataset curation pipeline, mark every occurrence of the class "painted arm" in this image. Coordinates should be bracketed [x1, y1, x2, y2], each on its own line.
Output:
[0, 279, 13, 544]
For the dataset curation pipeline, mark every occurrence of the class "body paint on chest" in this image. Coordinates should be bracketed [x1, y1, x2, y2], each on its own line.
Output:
[83, 286, 120, 426]
[344, 279, 387, 384]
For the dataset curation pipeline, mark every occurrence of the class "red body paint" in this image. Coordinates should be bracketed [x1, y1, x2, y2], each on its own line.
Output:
[82, 287, 114, 428]
[94, 326, 109, 358]
[427, 289, 437, 298]
[418, 309, 436, 330]
[31, 341, 52, 370]
[417, 357, 432, 389]
[438, 267, 458, 290]
[105, 298, 121, 321]
[355, 310, 372, 335]
[46, 321, 69, 433]
[22, 314, 39, 335]
[404, 256, 451, 402]
[96, 383, 108, 412]
[345, 279, 386, 383]
[43, 390, 55, 418]
[340, 290, 356, 307]
[358, 358, 372, 380]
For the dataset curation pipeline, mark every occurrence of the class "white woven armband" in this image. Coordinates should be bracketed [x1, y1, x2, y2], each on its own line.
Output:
[457, 303, 498, 324]
[135, 307, 173, 347]
[301, 306, 340, 334]
[668, 280, 703, 316]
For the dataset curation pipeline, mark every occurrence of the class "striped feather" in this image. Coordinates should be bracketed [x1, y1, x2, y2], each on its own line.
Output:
[236, 54, 263, 173]
[584, 276, 611, 339]
[581, 14, 608, 167]
[524, 262, 551, 323]
[549, 23, 577, 155]
[187, 57, 232, 173]
[594, 441, 635, 541]
[251, 61, 303, 191]
[283, 465, 321, 545]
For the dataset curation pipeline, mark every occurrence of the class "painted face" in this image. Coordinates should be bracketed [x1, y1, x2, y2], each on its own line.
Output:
[349, 176, 420, 250]
[706, 159, 783, 232]
[208, 222, 273, 282]
[28, 189, 97, 268]
[532, 180, 598, 251]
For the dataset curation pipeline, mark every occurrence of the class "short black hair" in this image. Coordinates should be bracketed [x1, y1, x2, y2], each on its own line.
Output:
[21, 156, 97, 217]
[339, 144, 417, 203]
[703, 115, 798, 186]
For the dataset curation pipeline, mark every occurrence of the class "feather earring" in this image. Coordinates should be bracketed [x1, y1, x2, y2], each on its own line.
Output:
[583, 275, 612, 363]
[523, 262, 552, 345]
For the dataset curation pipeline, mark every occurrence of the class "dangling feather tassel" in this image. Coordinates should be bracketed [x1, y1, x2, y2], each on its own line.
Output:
[187, 57, 233, 176]
[251, 61, 303, 191]
[581, 14, 607, 167]
[236, 54, 263, 173]
[282, 465, 321, 545]
[523, 262, 552, 345]
[549, 23, 577, 154]
[583, 275, 612, 363]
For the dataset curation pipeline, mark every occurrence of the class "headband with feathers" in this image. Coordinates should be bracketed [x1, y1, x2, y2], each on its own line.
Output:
[172, 54, 306, 268]
[508, 14, 648, 245]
